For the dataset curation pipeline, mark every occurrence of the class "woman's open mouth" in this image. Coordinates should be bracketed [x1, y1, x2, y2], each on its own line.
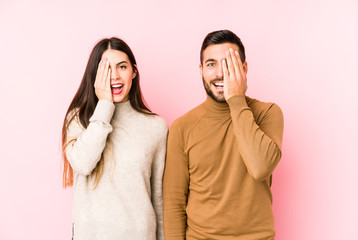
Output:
[111, 83, 123, 95]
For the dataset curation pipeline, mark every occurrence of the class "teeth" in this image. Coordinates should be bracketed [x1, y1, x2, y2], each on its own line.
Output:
[214, 83, 224, 87]
[112, 84, 123, 88]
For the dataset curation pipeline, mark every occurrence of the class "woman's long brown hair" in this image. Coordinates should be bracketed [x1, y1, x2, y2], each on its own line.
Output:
[62, 37, 154, 188]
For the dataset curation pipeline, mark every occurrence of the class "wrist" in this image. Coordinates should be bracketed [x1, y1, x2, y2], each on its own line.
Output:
[226, 94, 247, 107]
[98, 95, 113, 103]
[226, 90, 245, 100]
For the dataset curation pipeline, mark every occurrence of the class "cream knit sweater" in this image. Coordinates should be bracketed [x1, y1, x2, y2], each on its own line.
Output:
[66, 100, 168, 240]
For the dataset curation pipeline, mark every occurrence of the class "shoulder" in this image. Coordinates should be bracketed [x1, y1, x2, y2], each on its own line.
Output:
[152, 114, 169, 134]
[246, 96, 283, 122]
[170, 103, 206, 133]
[139, 113, 168, 137]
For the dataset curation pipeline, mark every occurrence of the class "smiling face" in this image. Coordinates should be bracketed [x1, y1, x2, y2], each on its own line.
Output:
[200, 42, 241, 102]
[101, 49, 136, 103]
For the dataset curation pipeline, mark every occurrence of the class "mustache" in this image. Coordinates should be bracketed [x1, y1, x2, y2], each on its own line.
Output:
[210, 78, 223, 84]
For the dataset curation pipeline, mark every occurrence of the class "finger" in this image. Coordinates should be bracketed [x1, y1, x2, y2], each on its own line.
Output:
[235, 50, 244, 76]
[230, 48, 240, 77]
[106, 68, 111, 89]
[100, 59, 109, 87]
[225, 50, 235, 79]
[222, 59, 229, 83]
[95, 59, 105, 87]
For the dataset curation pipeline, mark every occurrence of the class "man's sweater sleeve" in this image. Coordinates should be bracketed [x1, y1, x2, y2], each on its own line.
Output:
[227, 95, 284, 181]
[65, 100, 115, 176]
[163, 121, 189, 240]
[151, 119, 168, 240]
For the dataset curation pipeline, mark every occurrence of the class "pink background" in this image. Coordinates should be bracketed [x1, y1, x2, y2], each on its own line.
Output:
[1, 0, 357, 239]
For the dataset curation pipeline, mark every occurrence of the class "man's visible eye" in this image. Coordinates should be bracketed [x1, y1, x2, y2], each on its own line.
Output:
[207, 63, 215, 67]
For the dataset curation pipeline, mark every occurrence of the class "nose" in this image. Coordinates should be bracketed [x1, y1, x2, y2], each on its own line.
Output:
[111, 68, 119, 80]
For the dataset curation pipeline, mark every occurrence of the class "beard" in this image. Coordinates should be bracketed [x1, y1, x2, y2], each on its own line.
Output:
[202, 77, 226, 103]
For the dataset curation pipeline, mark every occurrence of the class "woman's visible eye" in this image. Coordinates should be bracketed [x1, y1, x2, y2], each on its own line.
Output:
[118, 65, 127, 69]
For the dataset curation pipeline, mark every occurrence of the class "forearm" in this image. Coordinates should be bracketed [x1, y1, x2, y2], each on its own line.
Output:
[163, 187, 188, 240]
[228, 95, 283, 181]
[152, 177, 164, 240]
[66, 100, 115, 175]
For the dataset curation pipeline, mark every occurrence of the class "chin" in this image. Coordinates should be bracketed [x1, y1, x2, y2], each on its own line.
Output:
[213, 92, 225, 102]
[113, 96, 128, 103]
[215, 97, 226, 103]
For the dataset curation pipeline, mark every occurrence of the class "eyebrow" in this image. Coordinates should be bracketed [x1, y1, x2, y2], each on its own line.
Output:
[205, 58, 216, 64]
[116, 61, 128, 66]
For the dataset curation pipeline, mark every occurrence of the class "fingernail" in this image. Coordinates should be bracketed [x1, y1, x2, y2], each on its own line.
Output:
[235, 51, 239, 55]
[229, 48, 233, 52]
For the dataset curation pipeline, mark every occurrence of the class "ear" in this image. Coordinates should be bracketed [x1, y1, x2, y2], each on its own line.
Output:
[243, 61, 248, 75]
[132, 64, 137, 79]
[199, 63, 203, 77]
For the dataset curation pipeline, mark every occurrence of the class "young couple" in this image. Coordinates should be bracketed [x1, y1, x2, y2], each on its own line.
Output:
[62, 30, 284, 240]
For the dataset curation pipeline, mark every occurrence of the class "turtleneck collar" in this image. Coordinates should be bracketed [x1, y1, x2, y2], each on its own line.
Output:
[113, 100, 134, 116]
[204, 94, 230, 114]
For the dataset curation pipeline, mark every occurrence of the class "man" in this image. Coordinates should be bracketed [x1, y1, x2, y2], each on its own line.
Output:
[163, 30, 284, 240]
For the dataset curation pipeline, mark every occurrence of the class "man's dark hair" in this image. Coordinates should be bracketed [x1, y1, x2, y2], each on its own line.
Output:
[200, 30, 246, 64]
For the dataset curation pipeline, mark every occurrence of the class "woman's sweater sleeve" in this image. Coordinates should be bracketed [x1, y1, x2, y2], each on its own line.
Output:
[65, 100, 115, 176]
[151, 119, 168, 240]
[227, 95, 284, 181]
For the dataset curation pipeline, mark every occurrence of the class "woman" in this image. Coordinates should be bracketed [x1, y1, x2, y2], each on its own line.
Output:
[61, 37, 167, 240]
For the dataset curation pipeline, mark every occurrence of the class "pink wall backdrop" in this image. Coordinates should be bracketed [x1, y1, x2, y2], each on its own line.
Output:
[1, 0, 357, 239]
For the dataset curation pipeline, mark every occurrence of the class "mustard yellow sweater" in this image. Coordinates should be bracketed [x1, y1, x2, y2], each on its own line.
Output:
[163, 95, 284, 240]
